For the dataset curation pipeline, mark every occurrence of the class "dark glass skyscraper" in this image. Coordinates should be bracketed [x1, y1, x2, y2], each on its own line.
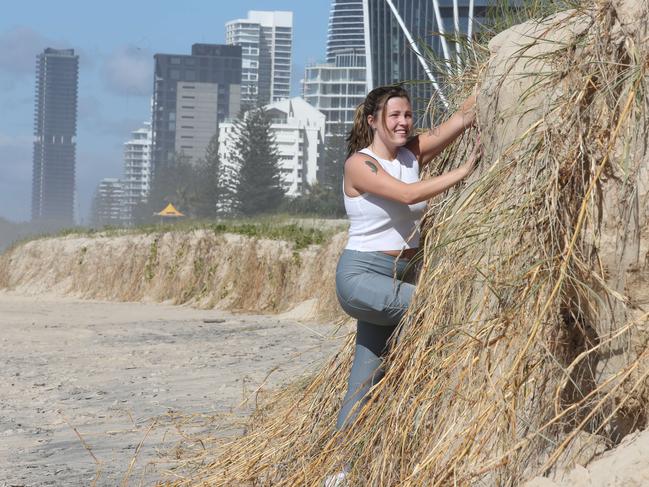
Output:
[151, 44, 242, 169]
[31, 48, 79, 224]
[364, 0, 488, 119]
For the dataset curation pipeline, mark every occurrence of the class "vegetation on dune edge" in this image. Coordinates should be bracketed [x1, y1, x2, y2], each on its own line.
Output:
[2, 216, 347, 254]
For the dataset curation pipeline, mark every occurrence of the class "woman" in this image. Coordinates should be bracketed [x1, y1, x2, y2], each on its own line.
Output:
[335, 85, 480, 432]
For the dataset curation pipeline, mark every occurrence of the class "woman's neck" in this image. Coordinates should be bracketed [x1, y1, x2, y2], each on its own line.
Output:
[368, 140, 399, 160]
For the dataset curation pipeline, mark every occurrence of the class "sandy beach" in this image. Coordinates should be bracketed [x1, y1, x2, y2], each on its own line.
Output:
[0, 291, 345, 486]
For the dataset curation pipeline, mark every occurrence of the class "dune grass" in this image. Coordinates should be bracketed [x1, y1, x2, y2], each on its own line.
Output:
[168, 2, 649, 485]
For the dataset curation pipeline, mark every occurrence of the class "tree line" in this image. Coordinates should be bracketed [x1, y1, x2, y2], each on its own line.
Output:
[128, 107, 346, 225]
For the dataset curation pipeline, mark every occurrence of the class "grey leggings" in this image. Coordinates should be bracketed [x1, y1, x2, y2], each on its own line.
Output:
[335, 249, 417, 430]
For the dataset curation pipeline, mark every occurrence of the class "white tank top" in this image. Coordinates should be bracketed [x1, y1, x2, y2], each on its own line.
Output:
[344, 147, 427, 251]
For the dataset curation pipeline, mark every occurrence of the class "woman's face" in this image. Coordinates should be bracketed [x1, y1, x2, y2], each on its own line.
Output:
[369, 96, 413, 148]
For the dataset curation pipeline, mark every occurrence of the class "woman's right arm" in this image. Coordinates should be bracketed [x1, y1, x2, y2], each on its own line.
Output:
[345, 149, 479, 205]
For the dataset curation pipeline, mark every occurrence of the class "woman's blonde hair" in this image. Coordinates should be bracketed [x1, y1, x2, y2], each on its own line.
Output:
[346, 85, 411, 158]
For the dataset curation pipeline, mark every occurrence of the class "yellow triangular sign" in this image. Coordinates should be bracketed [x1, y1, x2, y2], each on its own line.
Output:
[156, 203, 184, 217]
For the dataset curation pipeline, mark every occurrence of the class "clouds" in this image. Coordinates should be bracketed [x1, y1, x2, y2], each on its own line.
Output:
[100, 46, 153, 97]
[0, 26, 52, 77]
[0, 26, 95, 90]
[0, 25, 152, 96]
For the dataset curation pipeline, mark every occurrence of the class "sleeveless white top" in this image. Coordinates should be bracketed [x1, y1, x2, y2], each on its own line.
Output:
[344, 147, 427, 251]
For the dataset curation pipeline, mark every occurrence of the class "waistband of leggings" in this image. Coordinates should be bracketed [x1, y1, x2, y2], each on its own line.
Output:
[341, 248, 412, 262]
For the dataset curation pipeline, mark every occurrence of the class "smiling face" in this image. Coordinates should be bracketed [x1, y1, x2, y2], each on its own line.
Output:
[368, 96, 413, 150]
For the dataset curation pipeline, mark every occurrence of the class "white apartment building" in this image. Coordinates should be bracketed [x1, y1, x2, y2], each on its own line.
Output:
[92, 178, 127, 227]
[122, 122, 152, 223]
[226, 11, 293, 108]
[218, 97, 325, 199]
[302, 52, 366, 136]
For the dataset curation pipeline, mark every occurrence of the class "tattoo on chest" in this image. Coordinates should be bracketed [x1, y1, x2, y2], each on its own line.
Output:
[364, 160, 378, 174]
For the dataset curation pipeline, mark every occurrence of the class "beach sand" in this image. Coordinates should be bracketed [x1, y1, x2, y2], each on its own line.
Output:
[0, 291, 345, 486]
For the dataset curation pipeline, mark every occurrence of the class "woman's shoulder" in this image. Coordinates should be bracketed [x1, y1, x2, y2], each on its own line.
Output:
[346, 149, 378, 167]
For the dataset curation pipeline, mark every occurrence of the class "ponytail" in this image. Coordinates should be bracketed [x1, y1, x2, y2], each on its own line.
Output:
[345, 85, 411, 158]
[346, 102, 373, 158]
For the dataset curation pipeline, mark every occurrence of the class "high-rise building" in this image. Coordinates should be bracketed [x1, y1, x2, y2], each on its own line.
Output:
[326, 0, 365, 62]
[122, 122, 152, 223]
[31, 48, 79, 224]
[363, 0, 488, 117]
[91, 178, 127, 227]
[303, 0, 366, 137]
[151, 44, 242, 169]
[226, 11, 293, 109]
[218, 97, 325, 199]
[302, 54, 366, 136]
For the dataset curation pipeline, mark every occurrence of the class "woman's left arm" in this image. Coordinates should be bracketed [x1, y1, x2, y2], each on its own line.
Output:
[406, 95, 476, 167]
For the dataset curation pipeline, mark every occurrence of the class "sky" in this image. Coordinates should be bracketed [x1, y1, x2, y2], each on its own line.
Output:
[0, 1, 331, 224]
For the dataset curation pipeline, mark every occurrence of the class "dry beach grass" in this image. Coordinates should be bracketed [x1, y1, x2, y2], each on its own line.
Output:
[173, 2, 649, 485]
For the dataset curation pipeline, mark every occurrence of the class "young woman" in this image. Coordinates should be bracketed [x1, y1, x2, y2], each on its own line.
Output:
[335, 85, 480, 431]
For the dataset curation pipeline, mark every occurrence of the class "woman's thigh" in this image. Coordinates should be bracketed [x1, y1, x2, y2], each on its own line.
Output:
[337, 267, 415, 328]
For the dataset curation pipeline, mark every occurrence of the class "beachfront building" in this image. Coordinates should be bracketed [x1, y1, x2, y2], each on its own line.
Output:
[218, 97, 325, 200]
[326, 0, 366, 62]
[303, 0, 366, 137]
[91, 178, 127, 227]
[122, 122, 152, 224]
[226, 11, 293, 109]
[151, 44, 242, 169]
[31, 48, 79, 225]
[302, 53, 366, 137]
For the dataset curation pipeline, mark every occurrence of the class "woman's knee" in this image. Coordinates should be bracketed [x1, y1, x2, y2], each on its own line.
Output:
[356, 321, 396, 357]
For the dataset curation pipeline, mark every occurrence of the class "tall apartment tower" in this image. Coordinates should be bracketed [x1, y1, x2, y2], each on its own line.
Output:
[363, 0, 488, 117]
[31, 48, 79, 224]
[226, 11, 293, 109]
[122, 122, 152, 223]
[326, 0, 366, 62]
[151, 44, 242, 169]
[303, 0, 366, 137]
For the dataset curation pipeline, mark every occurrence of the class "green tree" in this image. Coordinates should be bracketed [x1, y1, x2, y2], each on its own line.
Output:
[321, 124, 347, 193]
[231, 108, 285, 215]
[193, 133, 236, 218]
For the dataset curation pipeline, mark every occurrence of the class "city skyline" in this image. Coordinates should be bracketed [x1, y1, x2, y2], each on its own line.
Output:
[2, 1, 489, 225]
[0, 1, 331, 224]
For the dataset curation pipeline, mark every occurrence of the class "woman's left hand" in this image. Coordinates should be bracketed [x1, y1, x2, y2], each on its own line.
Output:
[458, 95, 477, 129]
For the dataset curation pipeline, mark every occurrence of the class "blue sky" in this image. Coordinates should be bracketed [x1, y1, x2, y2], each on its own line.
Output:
[0, 1, 331, 223]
